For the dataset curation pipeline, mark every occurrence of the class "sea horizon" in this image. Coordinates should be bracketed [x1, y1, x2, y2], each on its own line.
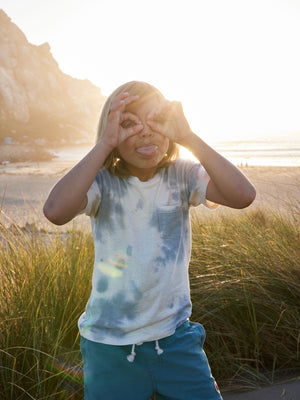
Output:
[211, 135, 300, 167]
[52, 133, 300, 167]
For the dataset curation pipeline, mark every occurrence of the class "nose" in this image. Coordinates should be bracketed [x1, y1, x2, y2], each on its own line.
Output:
[139, 125, 153, 138]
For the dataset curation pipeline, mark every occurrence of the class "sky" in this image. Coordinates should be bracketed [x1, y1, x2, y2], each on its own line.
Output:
[1, 0, 300, 143]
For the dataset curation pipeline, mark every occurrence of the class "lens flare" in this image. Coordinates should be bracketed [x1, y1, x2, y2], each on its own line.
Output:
[97, 250, 128, 277]
[97, 262, 123, 277]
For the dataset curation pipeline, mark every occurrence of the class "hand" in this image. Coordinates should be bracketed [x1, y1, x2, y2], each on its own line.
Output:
[101, 93, 143, 149]
[146, 100, 192, 145]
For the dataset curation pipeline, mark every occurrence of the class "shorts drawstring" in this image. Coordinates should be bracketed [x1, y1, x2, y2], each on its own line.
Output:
[127, 344, 136, 362]
[127, 340, 164, 362]
[155, 340, 164, 355]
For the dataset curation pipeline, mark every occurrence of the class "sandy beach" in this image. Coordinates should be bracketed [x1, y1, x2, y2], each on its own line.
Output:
[0, 160, 91, 231]
[0, 160, 299, 230]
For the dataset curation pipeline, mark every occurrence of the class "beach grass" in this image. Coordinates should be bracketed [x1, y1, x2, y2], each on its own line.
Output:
[0, 205, 299, 399]
[190, 206, 300, 388]
[0, 224, 93, 399]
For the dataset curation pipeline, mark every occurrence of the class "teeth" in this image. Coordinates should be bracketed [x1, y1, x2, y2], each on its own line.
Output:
[136, 145, 158, 156]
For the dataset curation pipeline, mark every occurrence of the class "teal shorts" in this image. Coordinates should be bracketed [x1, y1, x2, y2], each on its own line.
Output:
[80, 320, 222, 400]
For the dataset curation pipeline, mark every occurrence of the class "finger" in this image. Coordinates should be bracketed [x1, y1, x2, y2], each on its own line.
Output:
[126, 123, 143, 137]
[147, 106, 165, 121]
[147, 108, 159, 121]
[162, 101, 181, 119]
[157, 101, 182, 122]
[110, 101, 125, 112]
[116, 92, 130, 101]
[147, 101, 172, 121]
[122, 94, 139, 107]
[120, 112, 141, 124]
[110, 92, 129, 110]
[146, 120, 165, 134]
[107, 109, 121, 127]
[147, 100, 168, 120]
[110, 93, 139, 112]
[120, 112, 143, 132]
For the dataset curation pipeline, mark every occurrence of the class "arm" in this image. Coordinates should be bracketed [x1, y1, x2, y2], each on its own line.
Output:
[43, 140, 113, 225]
[43, 93, 143, 225]
[179, 132, 256, 208]
[147, 102, 256, 209]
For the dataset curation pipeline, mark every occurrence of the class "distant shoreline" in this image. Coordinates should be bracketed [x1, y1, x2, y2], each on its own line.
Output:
[0, 142, 94, 165]
[1, 139, 299, 167]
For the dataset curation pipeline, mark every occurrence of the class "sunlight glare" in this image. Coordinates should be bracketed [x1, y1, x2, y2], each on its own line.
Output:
[180, 146, 197, 161]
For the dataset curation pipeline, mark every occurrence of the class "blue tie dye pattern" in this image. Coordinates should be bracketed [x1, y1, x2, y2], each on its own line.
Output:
[78, 159, 211, 345]
[135, 198, 144, 211]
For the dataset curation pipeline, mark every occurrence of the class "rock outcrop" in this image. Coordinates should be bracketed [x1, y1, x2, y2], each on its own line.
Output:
[0, 10, 105, 143]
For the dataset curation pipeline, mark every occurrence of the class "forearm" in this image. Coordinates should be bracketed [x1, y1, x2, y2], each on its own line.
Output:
[181, 132, 256, 208]
[43, 140, 113, 225]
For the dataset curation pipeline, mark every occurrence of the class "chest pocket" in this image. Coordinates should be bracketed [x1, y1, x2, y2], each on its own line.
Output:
[157, 205, 183, 240]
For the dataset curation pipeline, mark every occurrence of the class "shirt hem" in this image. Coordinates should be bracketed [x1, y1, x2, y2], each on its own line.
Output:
[79, 318, 188, 346]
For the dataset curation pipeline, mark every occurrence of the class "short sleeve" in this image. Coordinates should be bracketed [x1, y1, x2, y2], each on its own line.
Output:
[83, 180, 101, 217]
[187, 163, 217, 208]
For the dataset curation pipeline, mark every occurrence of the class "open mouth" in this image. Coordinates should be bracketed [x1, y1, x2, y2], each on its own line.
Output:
[136, 145, 158, 157]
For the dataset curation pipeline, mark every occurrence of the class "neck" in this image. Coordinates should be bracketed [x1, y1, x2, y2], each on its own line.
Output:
[129, 167, 157, 181]
[136, 171, 156, 181]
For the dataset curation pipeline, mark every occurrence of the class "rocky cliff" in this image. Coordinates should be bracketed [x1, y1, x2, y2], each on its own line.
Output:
[0, 10, 105, 144]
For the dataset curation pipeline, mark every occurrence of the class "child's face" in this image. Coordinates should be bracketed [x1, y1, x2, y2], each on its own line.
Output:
[117, 96, 169, 181]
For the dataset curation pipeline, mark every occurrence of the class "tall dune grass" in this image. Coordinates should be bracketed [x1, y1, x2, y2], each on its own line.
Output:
[190, 206, 300, 388]
[0, 224, 93, 399]
[0, 205, 299, 398]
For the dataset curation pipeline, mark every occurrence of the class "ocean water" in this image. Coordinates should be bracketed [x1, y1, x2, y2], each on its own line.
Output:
[53, 135, 300, 167]
[211, 137, 300, 167]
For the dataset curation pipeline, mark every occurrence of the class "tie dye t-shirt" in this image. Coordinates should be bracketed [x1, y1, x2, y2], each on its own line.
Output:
[78, 159, 212, 345]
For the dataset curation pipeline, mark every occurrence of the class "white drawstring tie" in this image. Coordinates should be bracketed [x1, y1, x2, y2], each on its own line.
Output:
[127, 344, 136, 362]
[155, 340, 164, 355]
[127, 340, 164, 362]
